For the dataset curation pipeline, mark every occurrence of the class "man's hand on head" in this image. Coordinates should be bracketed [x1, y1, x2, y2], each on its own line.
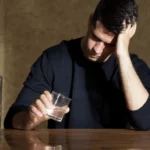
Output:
[115, 21, 137, 58]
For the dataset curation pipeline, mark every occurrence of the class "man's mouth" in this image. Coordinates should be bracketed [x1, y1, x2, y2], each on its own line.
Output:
[90, 54, 101, 58]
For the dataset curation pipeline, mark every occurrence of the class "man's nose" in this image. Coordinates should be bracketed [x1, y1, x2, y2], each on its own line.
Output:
[93, 42, 105, 54]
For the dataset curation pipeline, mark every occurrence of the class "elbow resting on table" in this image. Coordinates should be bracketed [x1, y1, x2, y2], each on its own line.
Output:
[130, 119, 150, 131]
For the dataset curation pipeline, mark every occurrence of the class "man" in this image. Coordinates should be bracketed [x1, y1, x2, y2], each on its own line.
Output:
[4, 0, 150, 130]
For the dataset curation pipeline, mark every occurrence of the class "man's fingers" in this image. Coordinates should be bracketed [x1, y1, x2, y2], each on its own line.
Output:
[29, 105, 48, 124]
[127, 24, 132, 30]
[44, 91, 53, 107]
[44, 91, 53, 100]
[65, 107, 70, 114]
[130, 23, 137, 37]
[40, 93, 53, 109]
[34, 99, 47, 115]
[28, 111, 39, 123]
[121, 20, 137, 38]
[29, 105, 43, 118]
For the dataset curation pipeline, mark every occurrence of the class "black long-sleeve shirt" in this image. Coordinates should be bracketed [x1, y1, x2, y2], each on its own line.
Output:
[4, 38, 150, 130]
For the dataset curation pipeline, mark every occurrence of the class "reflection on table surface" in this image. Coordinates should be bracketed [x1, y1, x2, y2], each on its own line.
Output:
[0, 129, 150, 150]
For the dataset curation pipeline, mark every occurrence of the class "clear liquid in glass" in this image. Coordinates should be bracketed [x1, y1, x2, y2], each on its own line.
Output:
[46, 108, 66, 122]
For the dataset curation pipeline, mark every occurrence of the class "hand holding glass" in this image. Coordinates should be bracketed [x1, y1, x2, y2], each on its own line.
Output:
[45, 91, 71, 122]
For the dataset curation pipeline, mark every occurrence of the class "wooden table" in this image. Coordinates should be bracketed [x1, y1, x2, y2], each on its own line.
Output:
[0, 129, 150, 149]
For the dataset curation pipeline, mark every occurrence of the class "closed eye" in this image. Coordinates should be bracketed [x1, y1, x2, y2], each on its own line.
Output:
[90, 30, 116, 47]
[90, 31, 102, 42]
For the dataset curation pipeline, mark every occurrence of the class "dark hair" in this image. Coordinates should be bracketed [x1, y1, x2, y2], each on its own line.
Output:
[92, 0, 138, 34]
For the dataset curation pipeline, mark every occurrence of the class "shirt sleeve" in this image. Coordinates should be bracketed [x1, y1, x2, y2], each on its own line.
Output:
[127, 54, 150, 130]
[4, 50, 53, 129]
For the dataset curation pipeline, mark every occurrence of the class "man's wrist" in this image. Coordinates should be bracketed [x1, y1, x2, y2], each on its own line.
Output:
[12, 111, 35, 130]
[12, 111, 28, 129]
[115, 50, 130, 60]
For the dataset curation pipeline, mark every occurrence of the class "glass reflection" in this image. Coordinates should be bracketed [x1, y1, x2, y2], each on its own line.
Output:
[4, 131, 62, 150]
[3, 129, 149, 150]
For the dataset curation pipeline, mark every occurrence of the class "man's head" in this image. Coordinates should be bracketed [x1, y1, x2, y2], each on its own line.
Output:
[82, 0, 138, 62]
[92, 0, 138, 34]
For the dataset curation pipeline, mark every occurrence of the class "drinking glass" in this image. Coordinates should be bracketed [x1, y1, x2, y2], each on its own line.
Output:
[45, 91, 71, 122]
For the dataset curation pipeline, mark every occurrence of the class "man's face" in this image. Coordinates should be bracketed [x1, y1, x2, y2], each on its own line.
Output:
[83, 20, 117, 62]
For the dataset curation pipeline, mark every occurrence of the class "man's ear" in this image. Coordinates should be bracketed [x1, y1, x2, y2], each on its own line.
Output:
[88, 13, 94, 28]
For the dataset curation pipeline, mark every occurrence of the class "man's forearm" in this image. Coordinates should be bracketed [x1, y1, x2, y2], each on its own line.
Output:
[117, 54, 149, 111]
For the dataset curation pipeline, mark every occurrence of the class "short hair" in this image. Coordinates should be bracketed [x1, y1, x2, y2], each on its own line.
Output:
[92, 0, 138, 34]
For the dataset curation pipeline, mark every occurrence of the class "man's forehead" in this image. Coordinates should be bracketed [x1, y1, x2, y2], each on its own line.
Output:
[94, 21, 115, 36]
[91, 21, 117, 45]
